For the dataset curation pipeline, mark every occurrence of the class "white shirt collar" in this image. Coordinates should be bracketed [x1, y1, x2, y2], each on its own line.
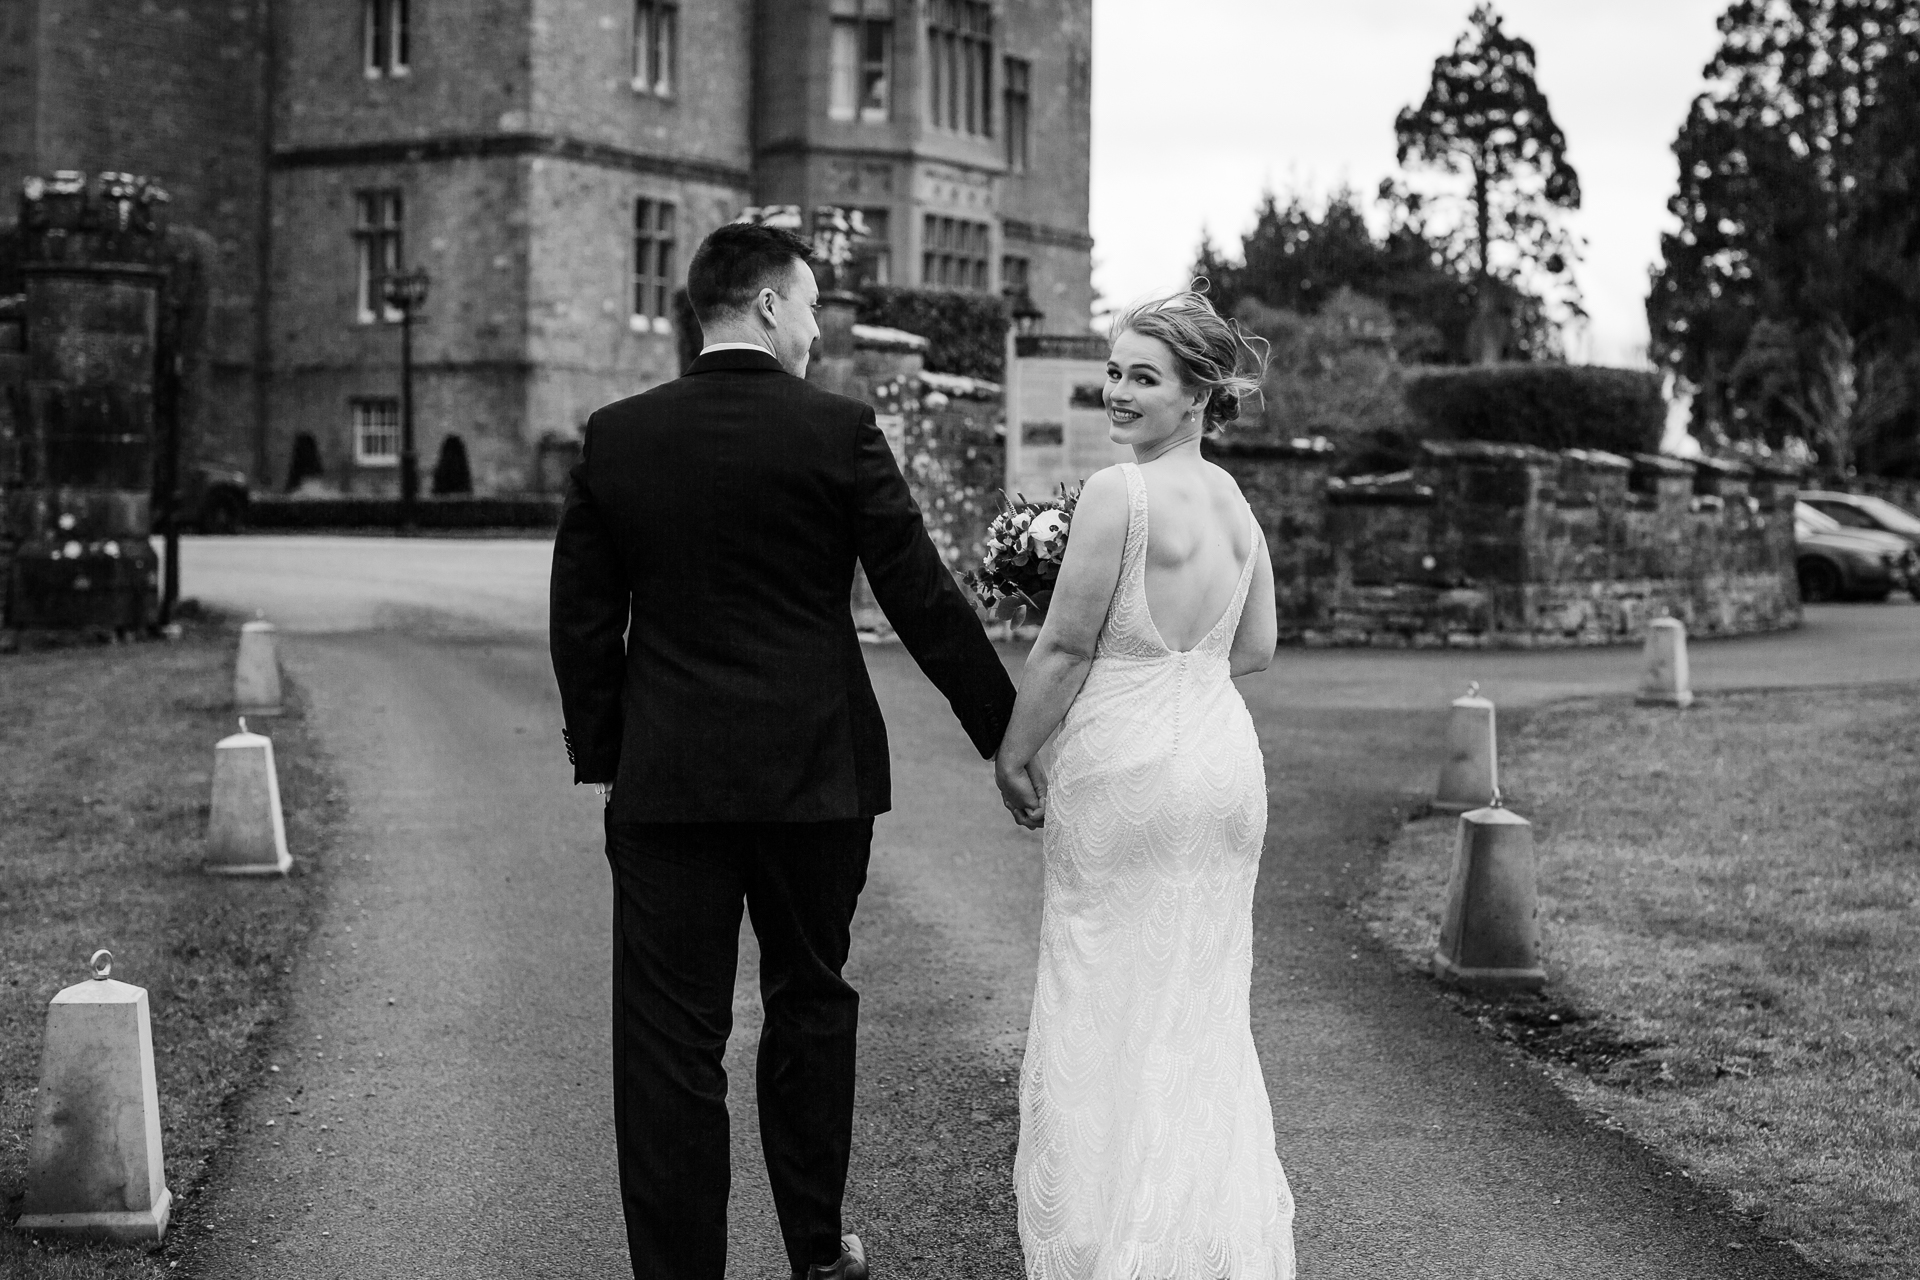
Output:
[699, 342, 775, 356]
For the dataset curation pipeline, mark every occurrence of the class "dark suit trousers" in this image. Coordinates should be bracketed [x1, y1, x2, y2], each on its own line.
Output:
[604, 814, 873, 1280]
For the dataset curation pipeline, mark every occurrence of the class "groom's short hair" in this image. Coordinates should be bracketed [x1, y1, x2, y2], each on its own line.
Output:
[686, 222, 815, 324]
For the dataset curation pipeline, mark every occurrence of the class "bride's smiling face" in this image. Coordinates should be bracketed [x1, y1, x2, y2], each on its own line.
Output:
[1104, 330, 1207, 448]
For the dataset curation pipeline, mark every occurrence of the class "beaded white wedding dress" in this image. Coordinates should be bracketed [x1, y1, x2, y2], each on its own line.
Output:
[1016, 462, 1296, 1280]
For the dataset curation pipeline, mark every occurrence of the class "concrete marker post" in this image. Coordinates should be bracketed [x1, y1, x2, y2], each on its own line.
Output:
[1433, 683, 1498, 814]
[1636, 615, 1694, 707]
[16, 950, 173, 1243]
[205, 718, 292, 876]
[234, 618, 283, 716]
[1433, 804, 1547, 993]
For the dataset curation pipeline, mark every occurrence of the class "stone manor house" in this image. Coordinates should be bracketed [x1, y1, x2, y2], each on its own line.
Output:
[1, 0, 1093, 495]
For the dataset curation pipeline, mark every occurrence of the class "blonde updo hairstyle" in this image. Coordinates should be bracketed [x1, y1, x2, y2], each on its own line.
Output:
[1108, 281, 1267, 437]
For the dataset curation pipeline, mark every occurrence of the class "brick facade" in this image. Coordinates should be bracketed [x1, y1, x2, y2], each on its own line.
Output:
[4, 0, 1093, 496]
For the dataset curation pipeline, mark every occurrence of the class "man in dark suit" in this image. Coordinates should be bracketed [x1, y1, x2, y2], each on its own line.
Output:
[550, 222, 1017, 1280]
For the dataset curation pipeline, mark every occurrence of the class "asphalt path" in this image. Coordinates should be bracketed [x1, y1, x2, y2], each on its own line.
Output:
[167, 535, 1920, 1278]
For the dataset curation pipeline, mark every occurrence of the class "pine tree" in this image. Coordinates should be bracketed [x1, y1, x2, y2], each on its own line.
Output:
[1649, 0, 1920, 473]
[1395, 3, 1582, 363]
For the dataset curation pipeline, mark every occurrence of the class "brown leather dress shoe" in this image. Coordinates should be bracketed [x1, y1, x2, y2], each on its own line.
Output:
[805, 1233, 867, 1280]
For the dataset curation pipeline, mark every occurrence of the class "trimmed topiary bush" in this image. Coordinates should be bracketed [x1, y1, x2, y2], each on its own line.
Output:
[856, 286, 1007, 381]
[430, 434, 473, 495]
[1401, 365, 1664, 456]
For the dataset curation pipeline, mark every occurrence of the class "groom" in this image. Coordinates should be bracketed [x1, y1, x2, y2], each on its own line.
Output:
[549, 221, 1017, 1280]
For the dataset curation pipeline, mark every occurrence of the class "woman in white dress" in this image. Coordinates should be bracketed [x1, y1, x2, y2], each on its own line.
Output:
[994, 288, 1296, 1279]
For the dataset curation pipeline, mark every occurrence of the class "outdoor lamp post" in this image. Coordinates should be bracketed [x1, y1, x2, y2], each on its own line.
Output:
[380, 267, 432, 526]
[1010, 288, 1044, 337]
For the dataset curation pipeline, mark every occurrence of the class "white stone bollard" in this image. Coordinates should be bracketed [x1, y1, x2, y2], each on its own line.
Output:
[1433, 684, 1498, 813]
[205, 719, 291, 876]
[1636, 616, 1694, 708]
[234, 619, 283, 716]
[1433, 806, 1547, 993]
[17, 951, 173, 1243]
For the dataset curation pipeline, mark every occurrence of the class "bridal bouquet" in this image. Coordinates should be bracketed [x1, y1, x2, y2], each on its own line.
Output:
[965, 484, 1080, 624]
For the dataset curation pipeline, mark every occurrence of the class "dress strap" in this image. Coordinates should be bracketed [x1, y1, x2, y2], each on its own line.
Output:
[1203, 504, 1264, 653]
[1240, 506, 1261, 594]
[1117, 463, 1149, 583]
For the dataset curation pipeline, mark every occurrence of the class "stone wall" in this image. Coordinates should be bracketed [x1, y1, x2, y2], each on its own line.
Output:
[811, 308, 1003, 632]
[1207, 438, 1803, 648]
[825, 321, 1805, 649]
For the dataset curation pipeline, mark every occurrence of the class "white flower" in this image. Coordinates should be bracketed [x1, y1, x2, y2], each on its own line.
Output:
[1026, 510, 1069, 555]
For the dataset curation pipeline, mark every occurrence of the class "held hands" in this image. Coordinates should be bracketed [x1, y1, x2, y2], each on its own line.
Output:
[995, 753, 1046, 830]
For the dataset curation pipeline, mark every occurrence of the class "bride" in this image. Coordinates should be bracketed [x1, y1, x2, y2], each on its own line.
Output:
[994, 287, 1296, 1279]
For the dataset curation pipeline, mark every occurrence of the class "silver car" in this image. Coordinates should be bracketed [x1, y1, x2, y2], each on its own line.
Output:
[1799, 490, 1920, 548]
[1793, 501, 1918, 602]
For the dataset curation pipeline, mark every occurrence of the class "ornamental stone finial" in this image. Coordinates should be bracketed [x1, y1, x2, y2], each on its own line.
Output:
[19, 170, 170, 265]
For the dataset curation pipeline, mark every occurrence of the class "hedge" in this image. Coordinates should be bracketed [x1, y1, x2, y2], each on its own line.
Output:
[856, 286, 1007, 382]
[248, 495, 562, 530]
[1400, 364, 1664, 457]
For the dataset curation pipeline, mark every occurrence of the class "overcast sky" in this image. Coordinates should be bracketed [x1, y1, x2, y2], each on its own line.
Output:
[1089, 0, 1733, 367]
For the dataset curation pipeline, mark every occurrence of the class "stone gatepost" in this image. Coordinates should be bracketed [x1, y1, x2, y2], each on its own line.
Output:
[1749, 456, 1806, 625]
[5, 171, 169, 632]
[806, 290, 863, 399]
[1627, 452, 1698, 626]
[1418, 440, 1557, 644]
[1320, 471, 1440, 647]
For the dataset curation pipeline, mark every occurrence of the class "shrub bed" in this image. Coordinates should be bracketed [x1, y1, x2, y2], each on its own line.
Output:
[868, 375, 1003, 570]
[247, 495, 562, 531]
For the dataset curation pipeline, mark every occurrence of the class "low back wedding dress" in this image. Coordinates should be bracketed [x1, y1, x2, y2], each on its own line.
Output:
[1016, 461, 1296, 1280]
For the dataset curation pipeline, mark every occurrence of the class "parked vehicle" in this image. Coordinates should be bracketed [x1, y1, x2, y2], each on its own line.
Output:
[1799, 491, 1920, 602]
[1801, 490, 1920, 544]
[1793, 501, 1916, 602]
[158, 463, 250, 534]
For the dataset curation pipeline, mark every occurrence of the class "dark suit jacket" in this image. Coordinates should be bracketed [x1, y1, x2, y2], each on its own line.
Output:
[549, 348, 1018, 823]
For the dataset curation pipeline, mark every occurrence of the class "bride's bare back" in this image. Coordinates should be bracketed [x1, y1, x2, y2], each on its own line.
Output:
[1137, 457, 1260, 652]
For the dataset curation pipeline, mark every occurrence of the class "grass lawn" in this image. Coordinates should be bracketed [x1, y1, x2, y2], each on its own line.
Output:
[1363, 685, 1920, 1280]
[1, 619, 337, 1276]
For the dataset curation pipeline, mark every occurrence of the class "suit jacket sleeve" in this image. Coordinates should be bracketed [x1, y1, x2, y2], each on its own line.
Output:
[849, 407, 1017, 758]
[549, 414, 630, 784]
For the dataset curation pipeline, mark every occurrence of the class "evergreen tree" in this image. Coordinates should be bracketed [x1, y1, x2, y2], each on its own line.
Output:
[1395, 3, 1583, 362]
[1649, 0, 1920, 474]
[1194, 187, 1475, 365]
[1193, 229, 1240, 315]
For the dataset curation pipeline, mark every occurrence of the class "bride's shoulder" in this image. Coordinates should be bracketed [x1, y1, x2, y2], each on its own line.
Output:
[1069, 465, 1131, 532]
[1200, 459, 1252, 502]
[1078, 464, 1131, 503]
[1199, 462, 1262, 530]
